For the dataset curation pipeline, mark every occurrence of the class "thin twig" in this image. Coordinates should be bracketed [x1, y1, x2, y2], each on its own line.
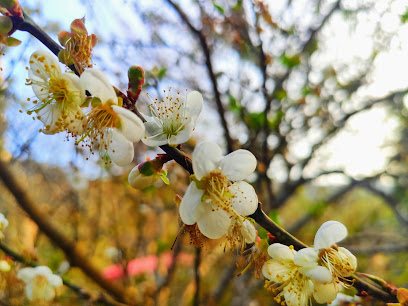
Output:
[166, 0, 234, 153]
[193, 248, 201, 306]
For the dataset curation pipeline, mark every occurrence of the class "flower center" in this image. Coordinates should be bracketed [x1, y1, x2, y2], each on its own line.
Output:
[265, 264, 312, 306]
[33, 274, 50, 299]
[147, 89, 189, 138]
[65, 33, 94, 72]
[76, 104, 118, 151]
[201, 170, 235, 213]
[319, 248, 356, 287]
[48, 77, 71, 105]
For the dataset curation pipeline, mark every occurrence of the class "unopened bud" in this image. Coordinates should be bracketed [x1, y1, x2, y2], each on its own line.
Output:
[127, 65, 144, 102]
[128, 160, 161, 190]
[0, 0, 23, 18]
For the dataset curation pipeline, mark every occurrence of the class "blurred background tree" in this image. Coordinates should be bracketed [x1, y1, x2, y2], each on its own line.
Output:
[0, 0, 408, 304]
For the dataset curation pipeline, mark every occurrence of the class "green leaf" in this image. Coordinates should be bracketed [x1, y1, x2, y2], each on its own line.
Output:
[228, 94, 243, 114]
[279, 53, 301, 68]
[268, 110, 284, 130]
[246, 112, 265, 130]
[160, 169, 169, 185]
[268, 210, 280, 225]
[402, 8, 408, 23]
[212, 1, 224, 14]
[158, 67, 167, 80]
[258, 227, 268, 239]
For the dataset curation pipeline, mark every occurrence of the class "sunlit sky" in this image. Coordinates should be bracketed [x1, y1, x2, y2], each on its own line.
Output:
[2, 0, 408, 182]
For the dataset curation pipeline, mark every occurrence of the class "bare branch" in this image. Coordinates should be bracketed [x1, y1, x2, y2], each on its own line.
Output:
[166, 0, 234, 152]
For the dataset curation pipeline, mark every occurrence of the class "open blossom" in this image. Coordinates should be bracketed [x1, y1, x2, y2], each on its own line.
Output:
[25, 50, 86, 135]
[0, 213, 8, 239]
[142, 88, 203, 146]
[79, 69, 145, 166]
[58, 18, 97, 73]
[262, 243, 335, 306]
[179, 142, 258, 245]
[294, 221, 357, 300]
[17, 266, 63, 301]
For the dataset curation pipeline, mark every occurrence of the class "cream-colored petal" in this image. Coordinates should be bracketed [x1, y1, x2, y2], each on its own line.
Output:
[47, 274, 63, 287]
[80, 69, 117, 104]
[107, 129, 134, 166]
[220, 149, 257, 182]
[17, 267, 35, 283]
[142, 120, 168, 146]
[300, 266, 333, 284]
[229, 181, 258, 216]
[262, 260, 292, 283]
[185, 90, 203, 123]
[196, 203, 230, 239]
[314, 221, 348, 249]
[37, 104, 64, 134]
[267, 243, 295, 261]
[241, 220, 256, 243]
[313, 282, 339, 304]
[294, 248, 319, 268]
[337, 247, 357, 277]
[29, 50, 61, 81]
[112, 105, 145, 142]
[168, 120, 194, 145]
[192, 142, 223, 180]
[179, 182, 203, 225]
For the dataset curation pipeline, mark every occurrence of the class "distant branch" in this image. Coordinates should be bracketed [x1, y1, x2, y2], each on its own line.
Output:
[0, 160, 130, 304]
[0, 243, 119, 306]
[166, 0, 234, 152]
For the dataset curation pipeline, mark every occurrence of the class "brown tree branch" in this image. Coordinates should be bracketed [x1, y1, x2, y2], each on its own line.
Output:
[0, 160, 131, 304]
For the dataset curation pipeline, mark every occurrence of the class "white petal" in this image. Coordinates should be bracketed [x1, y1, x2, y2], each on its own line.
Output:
[38, 104, 63, 134]
[192, 142, 223, 180]
[185, 91, 203, 123]
[267, 243, 295, 261]
[294, 248, 319, 268]
[47, 274, 63, 287]
[262, 260, 292, 283]
[337, 247, 357, 277]
[112, 105, 145, 142]
[314, 221, 348, 249]
[29, 50, 61, 80]
[300, 266, 333, 283]
[108, 129, 134, 166]
[80, 69, 117, 103]
[168, 120, 194, 145]
[25, 284, 34, 300]
[241, 220, 256, 243]
[196, 204, 230, 239]
[220, 149, 257, 182]
[313, 282, 339, 304]
[66, 110, 86, 135]
[179, 182, 203, 225]
[142, 120, 168, 146]
[35, 266, 53, 276]
[17, 267, 35, 283]
[229, 181, 258, 216]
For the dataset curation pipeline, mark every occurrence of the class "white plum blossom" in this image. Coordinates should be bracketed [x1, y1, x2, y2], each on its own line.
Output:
[179, 142, 258, 245]
[26, 50, 85, 135]
[79, 69, 145, 166]
[293, 221, 357, 299]
[142, 88, 203, 146]
[0, 213, 8, 239]
[262, 243, 335, 306]
[17, 266, 63, 301]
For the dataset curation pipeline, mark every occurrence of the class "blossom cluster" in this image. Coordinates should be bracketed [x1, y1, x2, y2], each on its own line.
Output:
[262, 221, 357, 305]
